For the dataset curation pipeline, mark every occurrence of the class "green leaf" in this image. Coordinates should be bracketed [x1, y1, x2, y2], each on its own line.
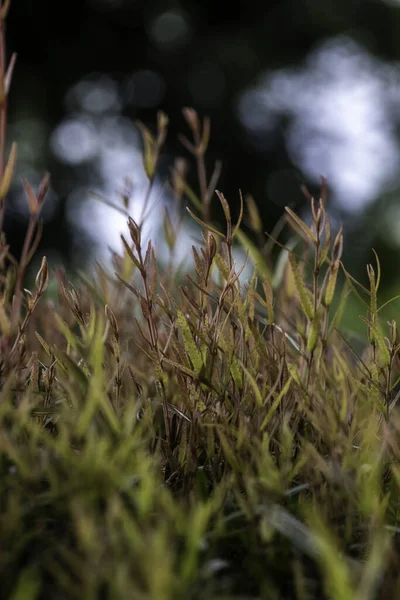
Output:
[9, 566, 40, 600]
[235, 227, 271, 281]
[34, 331, 52, 357]
[177, 309, 204, 376]
[285, 206, 317, 244]
[261, 376, 293, 431]
[288, 253, 314, 320]
[240, 361, 263, 407]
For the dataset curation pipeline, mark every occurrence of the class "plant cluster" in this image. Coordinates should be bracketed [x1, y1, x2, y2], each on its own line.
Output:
[2, 4, 400, 600]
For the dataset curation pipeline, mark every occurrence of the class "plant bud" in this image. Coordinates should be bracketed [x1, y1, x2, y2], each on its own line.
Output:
[37, 172, 51, 207]
[0, 142, 16, 201]
[182, 107, 200, 135]
[105, 304, 119, 341]
[35, 256, 49, 294]
[332, 227, 343, 262]
[23, 179, 39, 215]
[206, 232, 217, 263]
[128, 217, 141, 248]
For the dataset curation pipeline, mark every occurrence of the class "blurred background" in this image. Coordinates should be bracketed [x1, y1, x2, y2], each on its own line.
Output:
[5, 0, 400, 316]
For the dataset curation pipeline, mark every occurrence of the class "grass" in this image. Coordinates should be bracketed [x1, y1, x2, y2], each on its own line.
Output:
[2, 4, 400, 599]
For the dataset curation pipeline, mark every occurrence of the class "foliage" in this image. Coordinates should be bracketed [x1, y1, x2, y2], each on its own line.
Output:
[3, 6, 400, 600]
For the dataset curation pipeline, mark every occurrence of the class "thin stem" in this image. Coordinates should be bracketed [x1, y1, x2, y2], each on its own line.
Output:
[11, 214, 40, 329]
[0, 2, 7, 231]
[196, 149, 209, 222]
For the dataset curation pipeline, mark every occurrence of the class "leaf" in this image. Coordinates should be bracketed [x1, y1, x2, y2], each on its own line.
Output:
[341, 262, 370, 308]
[235, 227, 271, 281]
[360, 316, 390, 368]
[136, 122, 155, 178]
[52, 347, 89, 392]
[53, 313, 79, 352]
[323, 259, 340, 307]
[177, 309, 204, 376]
[214, 253, 230, 282]
[229, 355, 243, 390]
[261, 376, 293, 431]
[120, 235, 141, 270]
[367, 264, 377, 320]
[23, 179, 39, 215]
[35, 331, 52, 357]
[177, 176, 203, 211]
[288, 253, 314, 320]
[9, 565, 40, 600]
[245, 193, 262, 233]
[0, 302, 11, 336]
[163, 207, 176, 250]
[0, 142, 17, 200]
[186, 207, 225, 238]
[216, 190, 231, 224]
[232, 189, 244, 237]
[77, 311, 119, 435]
[285, 206, 317, 244]
[240, 361, 263, 407]
[306, 511, 356, 600]
[318, 212, 331, 267]
[162, 356, 197, 379]
[371, 248, 381, 291]
[307, 308, 322, 354]
[216, 429, 241, 471]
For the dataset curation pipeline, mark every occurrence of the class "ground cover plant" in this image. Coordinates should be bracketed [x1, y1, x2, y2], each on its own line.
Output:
[3, 5, 400, 600]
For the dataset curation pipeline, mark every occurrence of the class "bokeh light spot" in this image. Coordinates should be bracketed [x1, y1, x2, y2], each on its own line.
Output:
[149, 10, 190, 50]
[50, 117, 98, 165]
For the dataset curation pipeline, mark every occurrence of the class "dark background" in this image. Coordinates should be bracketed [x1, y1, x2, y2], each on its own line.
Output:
[5, 0, 400, 296]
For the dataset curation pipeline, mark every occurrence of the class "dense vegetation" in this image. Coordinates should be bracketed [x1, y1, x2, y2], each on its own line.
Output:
[3, 6, 400, 600]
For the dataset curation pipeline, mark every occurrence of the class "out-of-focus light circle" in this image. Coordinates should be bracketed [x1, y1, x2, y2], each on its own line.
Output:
[123, 70, 165, 108]
[50, 117, 98, 165]
[237, 89, 278, 135]
[149, 10, 190, 50]
[236, 36, 400, 213]
[66, 76, 120, 114]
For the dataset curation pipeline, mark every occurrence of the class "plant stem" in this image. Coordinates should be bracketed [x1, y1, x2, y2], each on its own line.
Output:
[0, 0, 7, 231]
